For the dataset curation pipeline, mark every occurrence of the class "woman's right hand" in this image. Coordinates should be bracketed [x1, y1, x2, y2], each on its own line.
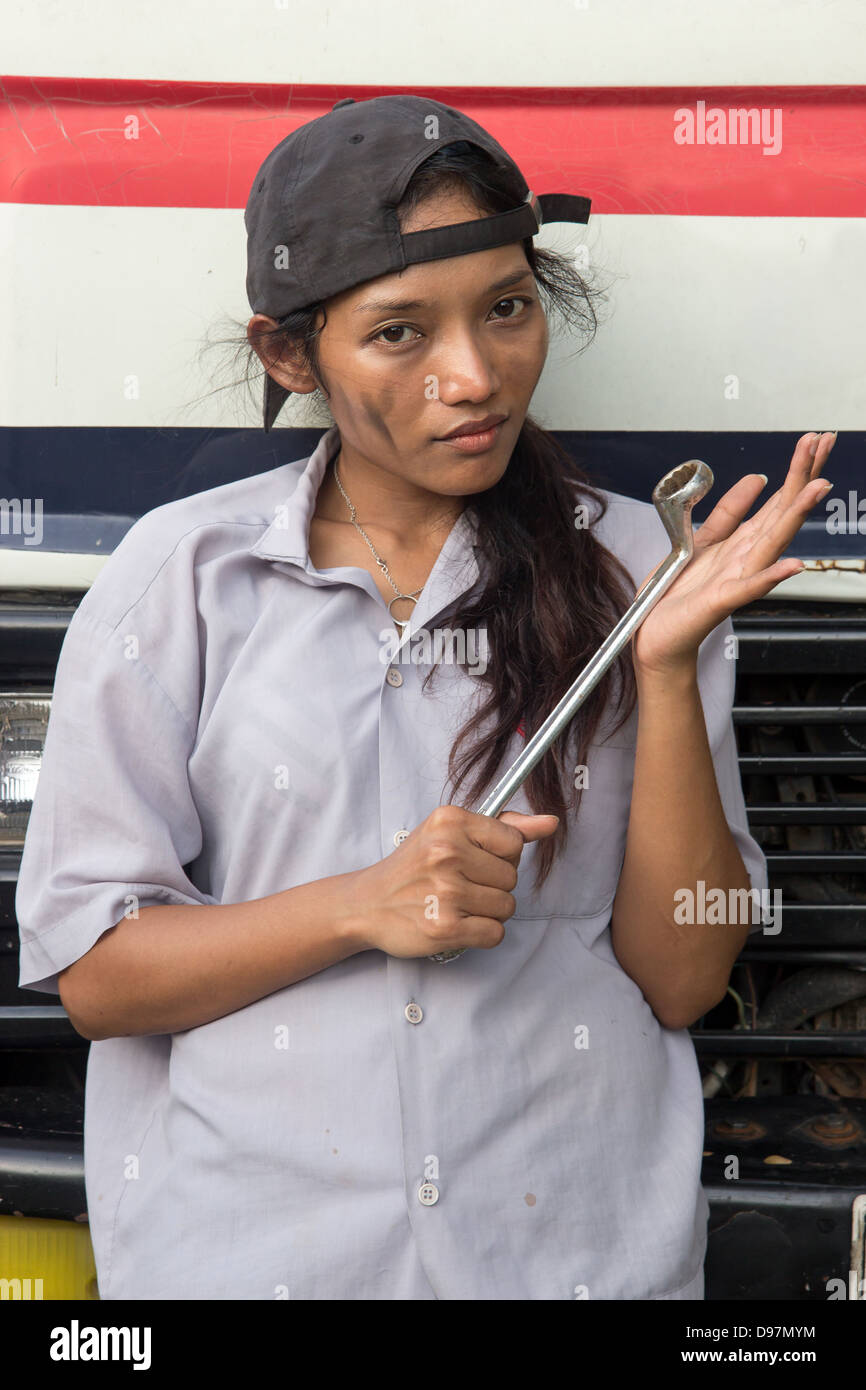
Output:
[348, 804, 560, 958]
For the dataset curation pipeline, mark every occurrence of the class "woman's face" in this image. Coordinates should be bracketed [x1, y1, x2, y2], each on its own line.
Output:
[262, 185, 549, 498]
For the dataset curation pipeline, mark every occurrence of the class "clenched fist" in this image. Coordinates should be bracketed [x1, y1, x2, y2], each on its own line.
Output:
[350, 803, 560, 958]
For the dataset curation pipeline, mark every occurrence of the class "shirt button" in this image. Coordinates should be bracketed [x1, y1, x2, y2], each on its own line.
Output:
[418, 1183, 439, 1206]
[404, 1002, 423, 1024]
[385, 667, 403, 687]
[393, 829, 410, 846]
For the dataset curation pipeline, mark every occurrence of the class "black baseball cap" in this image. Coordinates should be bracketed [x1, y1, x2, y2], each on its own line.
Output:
[244, 94, 592, 431]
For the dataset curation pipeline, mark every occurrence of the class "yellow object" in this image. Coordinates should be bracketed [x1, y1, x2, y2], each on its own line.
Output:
[0, 1215, 99, 1299]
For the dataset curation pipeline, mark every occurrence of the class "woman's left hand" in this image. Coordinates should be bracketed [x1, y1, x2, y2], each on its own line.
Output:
[631, 430, 838, 677]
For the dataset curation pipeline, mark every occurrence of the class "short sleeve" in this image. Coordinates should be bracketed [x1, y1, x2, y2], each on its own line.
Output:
[15, 605, 219, 995]
[695, 612, 769, 936]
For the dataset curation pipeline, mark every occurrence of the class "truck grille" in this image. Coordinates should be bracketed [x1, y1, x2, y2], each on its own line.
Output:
[699, 599, 866, 1300]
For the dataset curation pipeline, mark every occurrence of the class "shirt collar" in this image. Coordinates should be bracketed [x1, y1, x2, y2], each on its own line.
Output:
[249, 423, 483, 632]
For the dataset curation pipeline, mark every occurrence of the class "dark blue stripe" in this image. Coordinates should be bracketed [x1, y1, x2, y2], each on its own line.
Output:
[0, 427, 861, 557]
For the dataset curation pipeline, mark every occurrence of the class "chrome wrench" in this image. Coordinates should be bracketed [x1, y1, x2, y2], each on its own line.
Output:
[428, 458, 715, 963]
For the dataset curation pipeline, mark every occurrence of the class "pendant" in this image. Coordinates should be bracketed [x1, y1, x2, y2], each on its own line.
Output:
[388, 593, 417, 635]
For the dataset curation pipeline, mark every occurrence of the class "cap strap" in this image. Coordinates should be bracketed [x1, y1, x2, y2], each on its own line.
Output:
[400, 190, 590, 266]
[536, 192, 592, 224]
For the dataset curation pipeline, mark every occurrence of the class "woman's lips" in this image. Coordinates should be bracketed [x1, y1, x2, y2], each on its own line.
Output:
[436, 421, 504, 454]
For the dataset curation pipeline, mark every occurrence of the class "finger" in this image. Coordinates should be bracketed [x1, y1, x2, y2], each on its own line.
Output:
[740, 475, 832, 579]
[498, 810, 560, 844]
[779, 432, 826, 500]
[452, 916, 507, 950]
[805, 429, 837, 482]
[453, 881, 517, 923]
[454, 840, 521, 891]
[717, 554, 806, 609]
[430, 805, 526, 861]
[694, 473, 768, 549]
[750, 431, 836, 531]
[695, 431, 835, 552]
[740, 434, 815, 539]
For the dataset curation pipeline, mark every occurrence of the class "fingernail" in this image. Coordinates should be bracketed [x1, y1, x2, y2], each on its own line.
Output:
[808, 434, 820, 457]
[820, 480, 834, 493]
[757, 473, 768, 485]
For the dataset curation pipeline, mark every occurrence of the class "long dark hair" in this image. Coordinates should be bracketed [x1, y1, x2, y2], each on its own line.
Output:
[210, 140, 638, 890]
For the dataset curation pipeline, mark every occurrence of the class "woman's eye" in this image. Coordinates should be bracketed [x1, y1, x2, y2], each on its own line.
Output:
[372, 298, 532, 346]
[374, 324, 417, 345]
[490, 297, 530, 320]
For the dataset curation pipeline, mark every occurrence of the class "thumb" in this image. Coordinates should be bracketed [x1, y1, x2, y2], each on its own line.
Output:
[499, 811, 560, 843]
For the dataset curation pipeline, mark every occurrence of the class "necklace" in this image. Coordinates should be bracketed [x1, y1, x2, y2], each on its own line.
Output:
[333, 456, 423, 636]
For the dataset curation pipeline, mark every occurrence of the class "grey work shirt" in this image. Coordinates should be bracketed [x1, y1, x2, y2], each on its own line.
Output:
[16, 423, 768, 1301]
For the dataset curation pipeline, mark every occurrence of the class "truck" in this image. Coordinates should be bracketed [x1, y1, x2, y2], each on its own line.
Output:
[1, 0, 864, 1300]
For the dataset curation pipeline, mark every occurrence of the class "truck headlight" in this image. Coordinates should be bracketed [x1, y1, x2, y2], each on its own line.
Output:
[0, 694, 51, 848]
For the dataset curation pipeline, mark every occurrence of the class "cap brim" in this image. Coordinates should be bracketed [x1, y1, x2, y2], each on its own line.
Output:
[263, 374, 291, 432]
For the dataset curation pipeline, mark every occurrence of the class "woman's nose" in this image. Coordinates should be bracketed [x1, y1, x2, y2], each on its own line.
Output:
[430, 332, 501, 402]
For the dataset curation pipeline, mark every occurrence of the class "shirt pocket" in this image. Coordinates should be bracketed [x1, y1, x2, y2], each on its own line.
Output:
[509, 736, 636, 922]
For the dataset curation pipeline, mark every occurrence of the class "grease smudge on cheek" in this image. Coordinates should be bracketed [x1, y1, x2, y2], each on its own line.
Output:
[359, 389, 397, 453]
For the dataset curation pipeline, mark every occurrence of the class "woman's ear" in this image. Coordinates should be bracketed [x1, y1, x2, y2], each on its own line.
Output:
[247, 314, 319, 396]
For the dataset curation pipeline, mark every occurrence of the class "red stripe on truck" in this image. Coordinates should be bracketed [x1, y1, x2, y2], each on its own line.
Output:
[1, 77, 864, 216]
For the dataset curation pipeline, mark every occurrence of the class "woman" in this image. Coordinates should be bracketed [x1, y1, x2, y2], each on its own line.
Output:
[16, 95, 835, 1300]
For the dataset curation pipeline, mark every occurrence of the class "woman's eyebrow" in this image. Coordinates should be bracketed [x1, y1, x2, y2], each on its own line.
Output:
[352, 269, 535, 317]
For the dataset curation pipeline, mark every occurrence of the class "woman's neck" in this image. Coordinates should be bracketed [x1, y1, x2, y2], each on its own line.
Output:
[316, 448, 465, 549]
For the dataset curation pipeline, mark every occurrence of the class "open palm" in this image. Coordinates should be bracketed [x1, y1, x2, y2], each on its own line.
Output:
[631, 431, 837, 675]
